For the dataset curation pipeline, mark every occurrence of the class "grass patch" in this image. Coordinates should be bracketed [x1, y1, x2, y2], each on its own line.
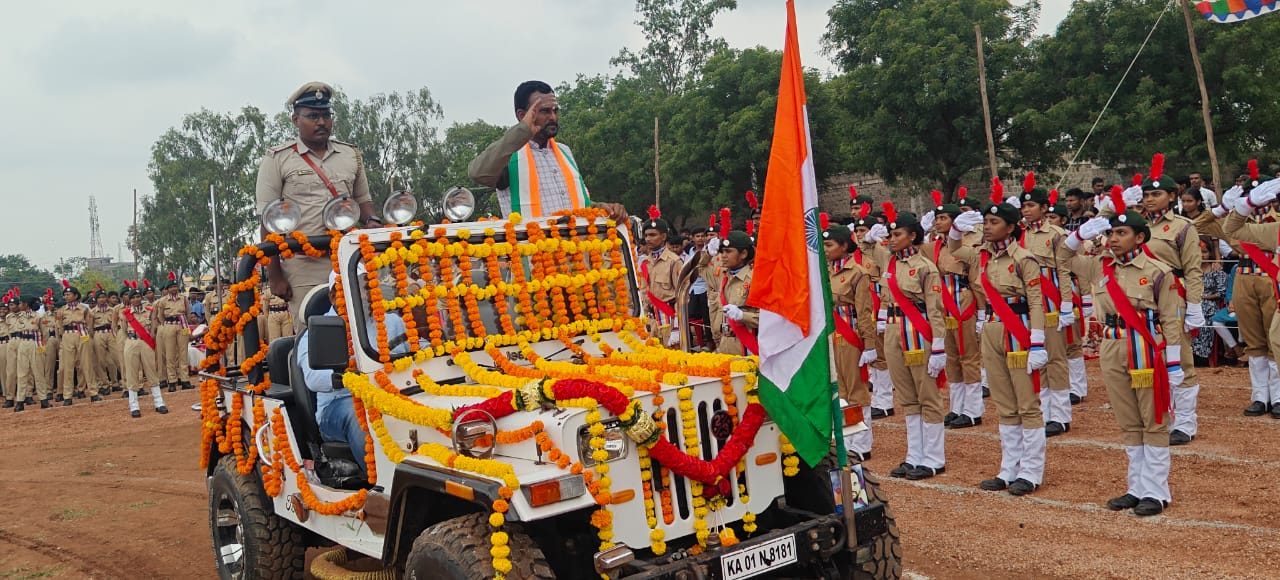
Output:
[0, 566, 64, 579]
[81, 440, 112, 452]
[126, 500, 158, 511]
[75, 470, 92, 477]
[50, 507, 93, 521]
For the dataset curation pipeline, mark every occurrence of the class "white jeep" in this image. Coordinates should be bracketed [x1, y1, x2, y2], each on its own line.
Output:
[201, 208, 899, 579]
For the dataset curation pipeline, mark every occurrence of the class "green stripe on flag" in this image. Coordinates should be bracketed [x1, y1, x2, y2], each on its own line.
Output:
[758, 329, 834, 468]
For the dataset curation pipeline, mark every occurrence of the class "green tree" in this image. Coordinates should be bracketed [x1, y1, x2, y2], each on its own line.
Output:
[438, 120, 507, 218]
[331, 87, 449, 210]
[611, 0, 739, 95]
[0, 254, 59, 300]
[823, 0, 1039, 196]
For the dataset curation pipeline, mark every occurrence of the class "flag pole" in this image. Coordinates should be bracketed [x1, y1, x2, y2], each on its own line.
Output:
[1181, 0, 1221, 191]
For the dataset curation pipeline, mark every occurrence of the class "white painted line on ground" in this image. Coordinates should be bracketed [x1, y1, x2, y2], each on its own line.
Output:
[880, 478, 1280, 537]
[901, 571, 932, 580]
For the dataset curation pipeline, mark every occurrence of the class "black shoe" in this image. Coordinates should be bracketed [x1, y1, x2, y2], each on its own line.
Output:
[1107, 493, 1140, 511]
[870, 407, 894, 418]
[905, 465, 944, 480]
[111, 385, 122, 392]
[130, 410, 141, 418]
[121, 389, 129, 399]
[167, 383, 176, 392]
[180, 381, 194, 390]
[155, 406, 169, 414]
[948, 415, 982, 429]
[54, 394, 63, 402]
[1070, 393, 1082, 405]
[889, 463, 914, 478]
[98, 388, 109, 397]
[1007, 478, 1039, 496]
[39, 399, 50, 409]
[979, 477, 1009, 491]
[13, 402, 24, 413]
[983, 386, 990, 398]
[1271, 405, 1280, 419]
[943, 412, 958, 426]
[1244, 401, 1269, 416]
[1, 400, 12, 409]
[24, 397, 34, 405]
[1133, 497, 1166, 516]
[1170, 430, 1193, 446]
[62, 400, 72, 406]
[74, 391, 86, 399]
[90, 395, 102, 402]
[1045, 421, 1070, 437]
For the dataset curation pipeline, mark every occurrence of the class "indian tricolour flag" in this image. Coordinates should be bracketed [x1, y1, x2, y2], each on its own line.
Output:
[747, 0, 838, 469]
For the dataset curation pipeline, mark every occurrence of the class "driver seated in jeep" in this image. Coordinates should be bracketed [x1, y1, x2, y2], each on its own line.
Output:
[297, 270, 409, 475]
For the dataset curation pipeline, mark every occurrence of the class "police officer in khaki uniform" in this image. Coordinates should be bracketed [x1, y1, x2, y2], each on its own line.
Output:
[90, 291, 119, 397]
[0, 298, 13, 407]
[256, 82, 375, 331]
[825, 220, 878, 461]
[1066, 211, 1181, 516]
[638, 208, 683, 347]
[924, 192, 987, 429]
[56, 284, 95, 404]
[121, 289, 167, 417]
[716, 231, 758, 356]
[263, 282, 292, 343]
[152, 277, 191, 392]
[1019, 181, 1076, 436]
[948, 192, 1050, 496]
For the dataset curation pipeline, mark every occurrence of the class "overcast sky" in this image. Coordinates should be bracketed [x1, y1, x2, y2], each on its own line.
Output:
[0, 0, 1067, 271]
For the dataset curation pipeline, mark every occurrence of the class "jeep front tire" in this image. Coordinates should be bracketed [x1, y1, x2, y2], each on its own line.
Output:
[208, 455, 306, 579]
[405, 512, 555, 580]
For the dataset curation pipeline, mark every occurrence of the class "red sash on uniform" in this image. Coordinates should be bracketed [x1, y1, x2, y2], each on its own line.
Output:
[122, 308, 156, 350]
[933, 240, 976, 354]
[832, 308, 869, 383]
[886, 256, 945, 388]
[980, 249, 1041, 392]
[1240, 242, 1280, 294]
[1101, 257, 1169, 424]
[853, 249, 880, 314]
[639, 260, 677, 319]
[720, 274, 758, 355]
[292, 144, 341, 198]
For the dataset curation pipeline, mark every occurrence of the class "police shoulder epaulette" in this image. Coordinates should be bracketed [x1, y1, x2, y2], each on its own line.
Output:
[267, 142, 295, 156]
[332, 139, 360, 150]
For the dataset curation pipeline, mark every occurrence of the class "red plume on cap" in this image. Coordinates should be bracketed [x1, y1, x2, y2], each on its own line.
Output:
[957, 186, 967, 201]
[745, 220, 755, 237]
[647, 205, 661, 220]
[820, 212, 830, 230]
[881, 201, 898, 225]
[45, 288, 53, 298]
[1250, 159, 1260, 181]
[1110, 185, 1126, 214]
[1049, 189, 1059, 205]
[708, 213, 716, 229]
[931, 190, 943, 207]
[167, 271, 176, 282]
[144, 280, 152, 290]
[1132, 173, 1143, 187]
[746, 190, 759, 210]
[96, 282, 104, 291]
[990, 177, 1004, 205]
[859, 202, 871, 220]
[1150, 153, 1165, 181]
[719, 208, 731, 238]
[1023, 172, 1036, 194]
[61, 279, 70, 290]
[848, 185, 858, 200]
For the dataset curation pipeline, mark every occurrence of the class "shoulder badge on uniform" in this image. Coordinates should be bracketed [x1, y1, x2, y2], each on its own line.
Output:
[1028, 278, 1039, 287]
[268, 142, 294, 155]
[1139, 277, 1148, 285]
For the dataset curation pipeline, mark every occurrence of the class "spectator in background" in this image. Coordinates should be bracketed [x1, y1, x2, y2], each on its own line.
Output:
[1179, 187, 1206, 221]
[188, 287, 206, 323]
[1063, 188, 1095, 232]
[1195, 238, 1227, 366]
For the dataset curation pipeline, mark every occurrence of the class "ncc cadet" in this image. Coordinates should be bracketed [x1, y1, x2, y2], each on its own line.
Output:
[41, 291, 59, 398]
[1066, 211, 1180, 516]
[142, 281, 156, 305]
[1, 296, 12, 407]
[204, 280, 228, 324]
[263, 279, 293, 342]
[1220, 175, 1280, 416]
[716, 229, 758, 356]
[1018, 176, 1076, 437]
[1104, 155, 1204, 446]
[851, 203, 895, 417]
[948, 181, 1049, 496]
[638, 207, 683, 347]
[91, 290, 120, 397]
[862, 205, 948, 481]
[11, 297, 52, 411]
[1050, 198, 1093, 405]
[256, 82, 375, 330]
[957, 193, 994, 399]
[153, 274, 192, 392]
[824, 215, 877, 461]
[120, 288, 168, 417]
[924, 189, 986, 429]
[56, 282, 96, 404]
[1202, 162, 1280, 417]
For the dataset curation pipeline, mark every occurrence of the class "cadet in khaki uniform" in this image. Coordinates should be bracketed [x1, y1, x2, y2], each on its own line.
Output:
[1221, 176, 1280, 417]
[852, 204, 895, 417]
[56, 284, 96, 404]
[638, 208, 683, 347]
[924, 191, 987, 428]
[1051, 200, 1093, 404]
[824, 220, 877, 460]
[716, 231, 758, 356]
[263, 282, 293, 342]
[948, 191, 1049, 496]
[862, 206, 948, 481]
[1018, 181, 1076, 437]
[90, 291, 119, 397]
[1, 299, 13, 407]
[11, 298, 52, 411]
[120, 290, 168, 417]
[1066, 211, 1181, 516]
[256, 82, 375, 330]
[40, 294, 59, 397]
[153, 277, 191, 391]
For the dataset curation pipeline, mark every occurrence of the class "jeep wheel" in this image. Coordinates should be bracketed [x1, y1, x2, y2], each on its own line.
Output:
[405, 512, 555, 580]
[209, 455, 305, 580]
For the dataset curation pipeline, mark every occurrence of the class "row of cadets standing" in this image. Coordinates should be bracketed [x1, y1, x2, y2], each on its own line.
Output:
[847, 196, 895, 417]
[823, 214, 877, 460]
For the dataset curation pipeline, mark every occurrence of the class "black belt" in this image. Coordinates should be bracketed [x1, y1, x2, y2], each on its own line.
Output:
[1103, 311, 1157, 329]
[12, 332, 36, 340]
[1172, 268, 1185, 278]
[269, 306, 289, 312]
[0, 337, 7, 343]
[887, 302, 927, 317]
[164, 316, 183, 322]
[986, 300, 1030, 320]
[62, 325, 81, 331]
[93, 325, 111, 331]
[940, 274, 969, 289]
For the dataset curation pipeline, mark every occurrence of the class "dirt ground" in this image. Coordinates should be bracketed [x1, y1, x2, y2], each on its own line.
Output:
[0, 360, 1277, 579]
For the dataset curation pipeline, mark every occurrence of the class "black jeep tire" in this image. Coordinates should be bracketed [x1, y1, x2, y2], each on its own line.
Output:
[208, 455, 306, 580]
[405, 512, 555, 580]
[814, 454, 901, 580]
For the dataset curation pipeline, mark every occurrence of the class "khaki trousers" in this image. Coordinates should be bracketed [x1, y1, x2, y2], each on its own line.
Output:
[834, 338, 870, 407]
[267, 311, 294, 342]
[885, 321, 944, 423]
[1100, 339, 1170, 447]
[943, 290, 981, 384]
[283, 255, 333, 333]
[93, 332, 120, 389]
[1044, 319, 1069, 392]
[42, 335, 59, 390]
[123, 339, 158, 391]
[14, 339, 49, 400]
[983, 321, 1045, 428]
[1234, 274, 1275, 358]
[1, 341, 12, 400]
[155, 324, 186, 384]
[58, 333, 93, 397]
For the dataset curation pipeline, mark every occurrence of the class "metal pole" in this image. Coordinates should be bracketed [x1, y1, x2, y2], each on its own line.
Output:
[132, 188, 139, 278]
[976, 24, 999, 183]
[1181, 0, 1221, 191]
[210, 184, 222, 295]
[654, 116, 661, 211]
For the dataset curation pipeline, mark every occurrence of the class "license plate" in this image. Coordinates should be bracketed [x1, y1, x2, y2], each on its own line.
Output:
[720, 535, 797, 580]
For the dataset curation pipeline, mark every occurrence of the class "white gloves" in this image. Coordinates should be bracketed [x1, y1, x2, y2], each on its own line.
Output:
[864, 223, 889, 244]
[1184, 303, 1205, 332]
[927, 338, 947, 378]
[666, 331, 681, 347]
[952, 211, 984, 234]
[1246, 179, 1280, 210]
[1082, 296, 1094, 318]
[1166, 344, 1184, 389]
[1057, 302, 1076, 330]
[920, 210, 936, 233]
[859, 348, 878, 366]
[875, 309, 887, 334]
[1077, 216, 1112, 241]
[723, 303, 744, 321]
[975, 311, 986, 335]
[1225, 185, 1247, 216]
[1027, 329, 1047, 374]
[1121, 184, 1144, 208]
[1096, 195, 1114, 214]
[1005, 196, 1022, 209]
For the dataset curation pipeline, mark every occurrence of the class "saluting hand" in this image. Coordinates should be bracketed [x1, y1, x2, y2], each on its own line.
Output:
[521, 93, 555, 135]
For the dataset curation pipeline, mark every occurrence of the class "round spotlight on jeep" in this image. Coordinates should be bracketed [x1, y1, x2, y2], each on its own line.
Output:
[452, 408, 496, 459]
[442, 186, 475, 222]
[323, 196, 361, 231]
[383, 190, 418, 225]
[261, 198, 301, 234]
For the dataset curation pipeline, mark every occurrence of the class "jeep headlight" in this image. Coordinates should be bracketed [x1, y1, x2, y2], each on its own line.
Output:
[577, 418, 628, 467]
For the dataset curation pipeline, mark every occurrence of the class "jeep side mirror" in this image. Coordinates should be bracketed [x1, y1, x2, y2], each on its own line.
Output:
[307, 315, 349, 371]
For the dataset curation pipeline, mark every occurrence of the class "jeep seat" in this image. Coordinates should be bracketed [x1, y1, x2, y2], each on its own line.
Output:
[287, 286, 353, 463]
[264, 336, 296, 402]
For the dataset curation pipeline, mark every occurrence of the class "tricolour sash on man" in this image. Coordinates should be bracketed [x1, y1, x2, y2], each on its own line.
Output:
[506, 139, 590, 217]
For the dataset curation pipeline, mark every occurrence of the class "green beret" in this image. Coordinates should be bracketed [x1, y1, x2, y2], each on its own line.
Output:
[1021, 187, 1050, 205]
[822, 225, 852, 246]
[887, 211, 920, 230]
[1109, 209, 1148, 230]
[1050, 202, 1069, 217]
[958, 197, 986, 213]
[720, 231, 754, 250]
[986, 202, 1021, 225]
[643, 218, 670, 235]
[1140, 176, 1175, 193]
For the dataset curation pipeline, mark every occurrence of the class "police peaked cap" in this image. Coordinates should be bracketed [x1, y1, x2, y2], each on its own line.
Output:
[289, 81, 335, 109]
